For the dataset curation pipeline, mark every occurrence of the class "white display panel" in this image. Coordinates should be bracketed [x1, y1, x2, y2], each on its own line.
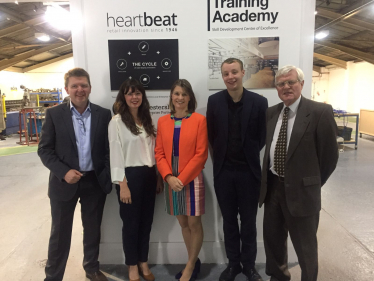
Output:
[70, 0, 316, 264]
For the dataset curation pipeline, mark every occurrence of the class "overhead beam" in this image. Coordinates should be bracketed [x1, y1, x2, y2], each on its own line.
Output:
[330, 38, 373, 43]
[3, 66, 23, 73]
[0, 15, 69, 43]
[313, 65, 322, 74]
[48, 50, 63, 56]
[31, 25, 70, 43]
[0, 4, 29, 23]
[0, 37, 27, 45]
[0, 53, 13, 59]
[22, 53, 73, 72]
[0, 48, 46, 61]
[316, 0, 374, 31]
[315, 41, 374, 65]
[0, 43, 68, 71]
[339, 0, 373, 14]
[0, 44, 52, 51]
[0, 16, 46, 39]
[316, 7, 374, 32]
[313, 52, 347, 69]
[25, 59, 38, 64]
[0, 12, 23, 24]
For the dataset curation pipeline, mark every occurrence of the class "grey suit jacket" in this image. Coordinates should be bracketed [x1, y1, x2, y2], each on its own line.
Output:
[259, 96, 339, 217]
[38, 102, 112, 201]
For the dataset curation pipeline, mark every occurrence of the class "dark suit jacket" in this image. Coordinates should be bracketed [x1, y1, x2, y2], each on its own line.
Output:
[259, 96, 339, 217]
[38, 102, 112, 201]
[207, 88, 268, 182]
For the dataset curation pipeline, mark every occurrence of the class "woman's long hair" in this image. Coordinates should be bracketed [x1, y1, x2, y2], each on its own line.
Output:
[113, 79, 155, 137]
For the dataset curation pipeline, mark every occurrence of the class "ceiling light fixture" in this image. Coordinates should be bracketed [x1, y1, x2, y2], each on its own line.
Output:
[15, 1, 18, 4]
[35, 33, 50, 42]
[314, 11, 318, 15]
[45, 5, 72, 30]
[315, 30, 329, 39]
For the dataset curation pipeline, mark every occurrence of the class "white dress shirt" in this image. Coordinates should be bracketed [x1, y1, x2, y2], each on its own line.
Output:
[269, 95, 301, 176]
[108, 114, 155, 184]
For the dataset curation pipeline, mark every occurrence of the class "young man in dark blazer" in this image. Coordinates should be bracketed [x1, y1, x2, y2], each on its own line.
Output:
[259, 65, 338, 281]
[207, 58, 268, 281]
[38, 68, 112, 281]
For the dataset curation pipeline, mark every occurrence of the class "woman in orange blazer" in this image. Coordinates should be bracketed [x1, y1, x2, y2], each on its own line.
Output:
[155, 79, 208, 281]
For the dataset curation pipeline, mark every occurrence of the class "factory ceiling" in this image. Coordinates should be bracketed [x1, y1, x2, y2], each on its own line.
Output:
[0, 1, 71, 73]
[0, 1, 373, 73]
[314, 0, 374, 72]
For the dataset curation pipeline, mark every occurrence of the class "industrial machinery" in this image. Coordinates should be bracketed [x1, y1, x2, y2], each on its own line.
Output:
[0, 92, 6, 134]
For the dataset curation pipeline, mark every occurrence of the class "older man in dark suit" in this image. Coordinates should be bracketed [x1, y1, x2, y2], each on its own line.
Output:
[259, 65, 339, 281]
[207, 58, 267, 281]
[38, 68, 112, 281]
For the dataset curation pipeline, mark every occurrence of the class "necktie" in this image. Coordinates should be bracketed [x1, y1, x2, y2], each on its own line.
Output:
[274, 107, 290, 177]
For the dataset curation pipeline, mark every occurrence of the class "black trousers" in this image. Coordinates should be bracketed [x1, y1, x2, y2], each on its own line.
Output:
[263, 173, 319, 281]
[45, 171, 107, 281]
[214, 165, 260, 268]
[116, 166, 157, 266]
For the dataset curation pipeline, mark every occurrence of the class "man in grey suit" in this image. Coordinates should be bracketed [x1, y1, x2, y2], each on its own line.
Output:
[38, 68, 112, 281]
[259, 65, 338, 281]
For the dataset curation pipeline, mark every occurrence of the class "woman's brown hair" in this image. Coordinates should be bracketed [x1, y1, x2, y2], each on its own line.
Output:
[113, 79, 155, 137]
[169, 79, 197, 115]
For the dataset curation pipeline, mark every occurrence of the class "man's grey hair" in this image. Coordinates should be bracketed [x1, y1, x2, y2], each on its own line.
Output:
[275, 65, 304, 82]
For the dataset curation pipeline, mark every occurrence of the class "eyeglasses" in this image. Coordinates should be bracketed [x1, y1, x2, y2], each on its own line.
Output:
[275, 80, 300, 88]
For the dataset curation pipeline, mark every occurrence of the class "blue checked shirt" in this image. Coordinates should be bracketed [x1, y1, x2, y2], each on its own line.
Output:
[70, 102, 93, 171]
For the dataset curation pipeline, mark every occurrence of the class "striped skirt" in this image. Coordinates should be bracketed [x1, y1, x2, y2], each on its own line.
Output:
[164, 156, 205, 216]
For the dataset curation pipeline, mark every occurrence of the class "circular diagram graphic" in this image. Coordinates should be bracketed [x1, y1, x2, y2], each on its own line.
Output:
[161, 58, 172, 69]
[138, 41, 149, 52]
[116, 59, 127, 70]
[140, 74, 151, 85]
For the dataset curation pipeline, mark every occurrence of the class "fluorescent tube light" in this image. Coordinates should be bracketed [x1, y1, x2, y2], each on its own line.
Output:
[315, 30, 329, 39]
[35, 33, 50, 42]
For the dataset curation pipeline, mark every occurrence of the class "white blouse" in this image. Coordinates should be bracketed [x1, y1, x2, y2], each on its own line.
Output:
[108, 114, 155, 184]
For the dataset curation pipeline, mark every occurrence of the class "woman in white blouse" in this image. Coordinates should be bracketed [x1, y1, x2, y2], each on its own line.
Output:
[109, 79, 162, 281]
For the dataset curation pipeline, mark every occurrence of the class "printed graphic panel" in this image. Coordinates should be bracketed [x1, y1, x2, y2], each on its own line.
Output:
[208, 37, 279, 89]
[108, 39, 179, 90]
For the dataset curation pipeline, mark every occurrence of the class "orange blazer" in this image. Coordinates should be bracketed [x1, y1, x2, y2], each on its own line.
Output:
[155, 112, 208, 186]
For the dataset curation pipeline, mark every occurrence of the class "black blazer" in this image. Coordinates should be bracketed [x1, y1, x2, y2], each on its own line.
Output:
[38, 102, 112, 201]
[259, 96, 339, 217]
[206, 88, 268, 182]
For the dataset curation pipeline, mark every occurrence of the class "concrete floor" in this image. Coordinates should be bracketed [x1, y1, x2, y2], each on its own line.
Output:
[1, 129, 374, 281]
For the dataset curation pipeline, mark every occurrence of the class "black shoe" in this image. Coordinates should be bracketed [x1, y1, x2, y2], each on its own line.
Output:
[242, 267, 263, 281]
[175, 258, 201, 279]
[86, 270, 108, 281]
[193, 258, 201, 278]
[270, 278, 280, 281]
[219, 264, 242, 281]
